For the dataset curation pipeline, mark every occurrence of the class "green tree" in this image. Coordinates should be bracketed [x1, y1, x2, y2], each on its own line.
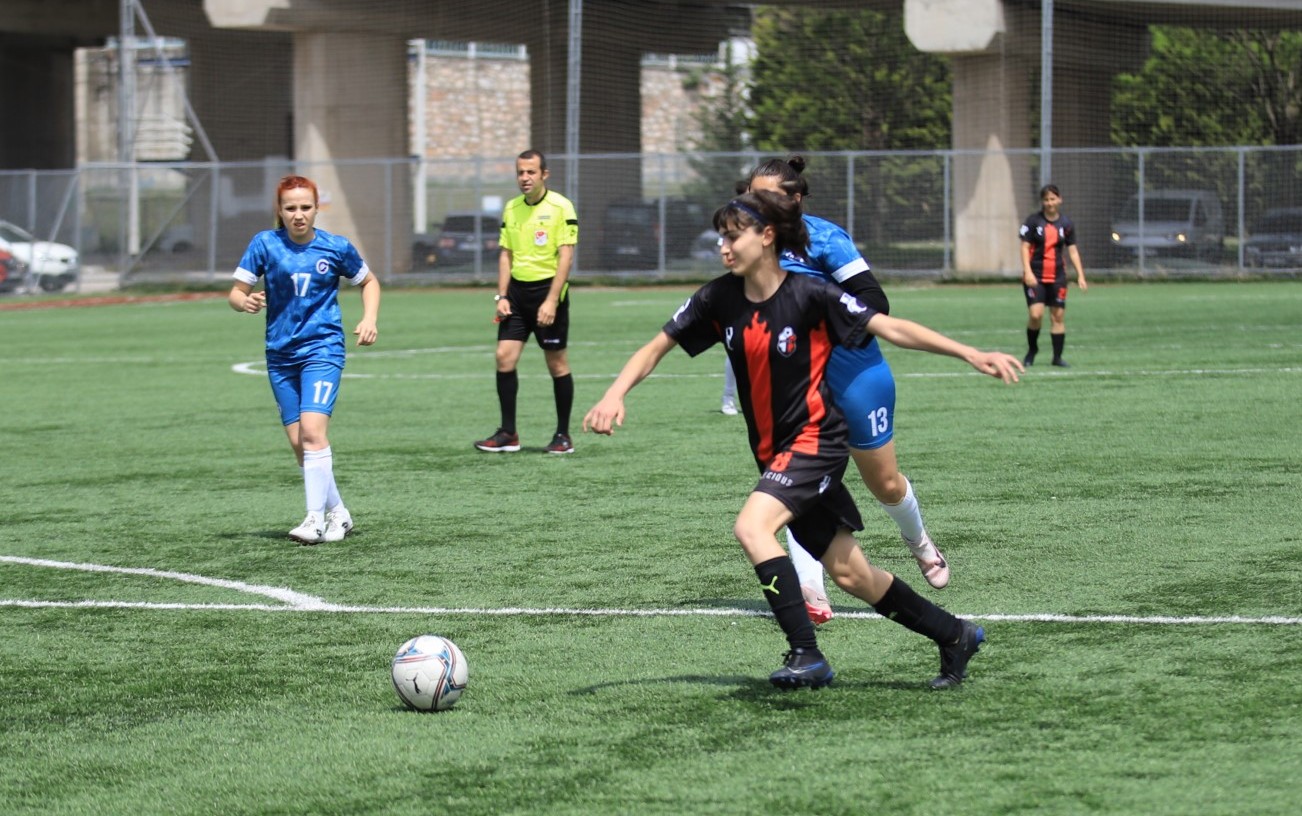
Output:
[1112, 26, 1302, 147]
[744, 7, 950, 152]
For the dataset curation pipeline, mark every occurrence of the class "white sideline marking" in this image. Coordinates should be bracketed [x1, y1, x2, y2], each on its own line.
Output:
[0, 555, 341, 611]
[2, 555, 1299, 626]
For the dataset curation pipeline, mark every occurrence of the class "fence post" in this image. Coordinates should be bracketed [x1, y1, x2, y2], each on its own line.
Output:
[1236, 147, 1246, 272]
[943, 151, 952, 275]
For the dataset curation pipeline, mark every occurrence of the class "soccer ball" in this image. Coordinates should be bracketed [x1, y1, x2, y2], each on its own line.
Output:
[391, 635, 469, 712]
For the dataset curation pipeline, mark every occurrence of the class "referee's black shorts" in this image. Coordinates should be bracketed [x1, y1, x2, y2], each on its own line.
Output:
[498, 278, 570, 350]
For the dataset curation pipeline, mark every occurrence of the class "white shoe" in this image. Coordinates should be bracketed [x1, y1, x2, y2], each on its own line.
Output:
[720, 397, 739, 416]
[906, 532, 950, 589]
[289, 512, 325, 545]
[323, 507, 353, 543]
[801, 584, 834, 625]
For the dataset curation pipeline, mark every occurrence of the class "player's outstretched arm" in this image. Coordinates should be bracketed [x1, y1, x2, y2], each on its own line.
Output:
[583, 331, 678, 435]
[867, 314, 1024, 383]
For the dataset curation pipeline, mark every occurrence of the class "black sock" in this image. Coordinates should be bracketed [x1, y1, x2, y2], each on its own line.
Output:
[1026, 328, 1040, 357]
[872, 575, 962, 645]
[1051, 333, 1065, 361]
[754, 556, 817, 651]
[497, 370, 518, 433]
[552, 373, 574, 436]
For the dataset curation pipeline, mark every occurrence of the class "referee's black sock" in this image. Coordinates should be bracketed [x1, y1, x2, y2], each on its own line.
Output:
[496, 370, 518, 433]
[552, 373, 574, 436]
[1026, 328, 1040, 358]
[872, 575, 963, 645]
[1051, 332, 1065, 362]
[754, 556, 818, 651]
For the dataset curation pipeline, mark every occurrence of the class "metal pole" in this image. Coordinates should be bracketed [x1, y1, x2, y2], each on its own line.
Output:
[1040, 0, 1053, 186]
[565, 0, 582, 203]
[413, 40, 427, 233]
[119, 0, 140, 267]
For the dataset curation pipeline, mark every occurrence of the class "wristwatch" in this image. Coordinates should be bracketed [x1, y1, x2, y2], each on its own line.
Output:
[494, 294, 506, 302]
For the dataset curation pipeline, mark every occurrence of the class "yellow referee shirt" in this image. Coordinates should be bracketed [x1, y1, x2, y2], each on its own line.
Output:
[499, 190, 579, 282]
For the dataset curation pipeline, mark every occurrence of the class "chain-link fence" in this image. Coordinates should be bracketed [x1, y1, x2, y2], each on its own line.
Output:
[2, 144, 1300, 294]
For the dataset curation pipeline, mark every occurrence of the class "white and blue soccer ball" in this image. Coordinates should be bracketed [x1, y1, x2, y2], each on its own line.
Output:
[391, 635, 468, 711]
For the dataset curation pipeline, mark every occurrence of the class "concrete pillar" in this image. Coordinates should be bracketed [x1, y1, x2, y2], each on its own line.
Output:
[907, 0, 1145, 275]
[293, 31, 411, 275]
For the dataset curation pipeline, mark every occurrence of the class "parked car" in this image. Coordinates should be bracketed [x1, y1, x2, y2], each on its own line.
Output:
[413, 211, 500, 268]
[0, 248, 26, 293]
[1109, 190, 1225, 260]
[601, 199, 707, 267]
[0, 219, 79, 292]
[1244, 207, 1302, 268]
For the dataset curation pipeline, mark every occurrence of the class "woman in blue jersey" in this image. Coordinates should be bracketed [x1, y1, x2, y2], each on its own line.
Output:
[585, 191, 1018, 689]
[228, 175, 381, 545]
[720, 156, 950, 623]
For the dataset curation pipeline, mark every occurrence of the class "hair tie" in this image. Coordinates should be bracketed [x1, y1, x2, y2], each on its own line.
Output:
[728, 199, 767, 226]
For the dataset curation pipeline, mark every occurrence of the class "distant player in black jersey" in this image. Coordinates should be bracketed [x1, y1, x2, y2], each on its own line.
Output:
[583, 191, 1022, 690]
[1020, 184, 1088, 367]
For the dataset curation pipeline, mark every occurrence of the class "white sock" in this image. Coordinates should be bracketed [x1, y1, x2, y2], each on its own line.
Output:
[722, 358, 737, 402]
[881, 477, 926, 545]
[326, 477, 343, 512]
[786, 528, 827, 589]
[302, 447, 333, 515]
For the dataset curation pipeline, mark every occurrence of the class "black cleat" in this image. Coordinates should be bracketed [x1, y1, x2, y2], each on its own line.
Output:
[930, 620, 984, 690]
[1023, 352, 1036, 367]
[770, 647, 835, 690]
[1051, 358, 1071, 368]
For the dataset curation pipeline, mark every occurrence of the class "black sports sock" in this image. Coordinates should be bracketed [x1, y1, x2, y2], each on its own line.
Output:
[1026, 328, 1040, 357]
[1051, 332, 1065, 361]
[497, 370, 519, 433]
[754, 556, 817, 650]
[552, 373, 574, 436]
[872, 575, 962, 645]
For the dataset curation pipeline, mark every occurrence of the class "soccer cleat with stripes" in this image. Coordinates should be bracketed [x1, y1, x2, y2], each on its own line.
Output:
[544, 432, 575, 454]
[770, 647, 835, 690]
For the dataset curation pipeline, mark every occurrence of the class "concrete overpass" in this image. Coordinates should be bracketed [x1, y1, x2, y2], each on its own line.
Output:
[4, 0, 1302, 273]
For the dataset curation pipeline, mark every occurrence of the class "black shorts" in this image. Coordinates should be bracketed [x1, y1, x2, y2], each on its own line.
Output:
[752, 450, 864, 560]
[1024, 280, 1068, 308]
[499, 278, 569, 350]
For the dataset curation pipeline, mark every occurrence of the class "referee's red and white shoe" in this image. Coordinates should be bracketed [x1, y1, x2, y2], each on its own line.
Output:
[907, 532, 950, 589]
[544, 432, 575, 455]
[474, 428, 521, 452]
[802, 584, 834, 625]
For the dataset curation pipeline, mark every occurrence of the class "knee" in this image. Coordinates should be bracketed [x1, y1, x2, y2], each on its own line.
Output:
[864, 469, 906, 504]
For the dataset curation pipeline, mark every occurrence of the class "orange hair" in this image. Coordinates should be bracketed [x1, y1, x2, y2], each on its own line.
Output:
[274, 175, 319, 228]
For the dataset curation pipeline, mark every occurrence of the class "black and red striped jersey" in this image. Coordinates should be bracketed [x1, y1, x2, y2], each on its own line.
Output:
[664, 272, 877, 470]
[1019, 211, 1076, 284]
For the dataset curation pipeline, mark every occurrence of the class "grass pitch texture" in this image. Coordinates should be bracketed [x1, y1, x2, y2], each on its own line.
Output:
[1, 281, 1299, 815]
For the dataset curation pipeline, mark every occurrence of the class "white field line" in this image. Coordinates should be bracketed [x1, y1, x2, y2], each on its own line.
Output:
[230, 359, 1302, 381]
[2, 556, 1298, 626]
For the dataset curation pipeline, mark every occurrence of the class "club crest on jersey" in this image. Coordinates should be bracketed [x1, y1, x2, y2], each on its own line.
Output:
[315, 259, 330, 275]
[776, 326, 797, 357]
[838, 292, 867, 314]
[534, 229, 548, 246]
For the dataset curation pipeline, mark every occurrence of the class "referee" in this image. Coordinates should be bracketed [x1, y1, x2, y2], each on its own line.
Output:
[475, 149, 580, 454]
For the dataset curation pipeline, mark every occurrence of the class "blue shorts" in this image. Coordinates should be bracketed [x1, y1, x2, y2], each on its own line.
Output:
[827, 350, 896, 451]
[267, 359, 343, 426]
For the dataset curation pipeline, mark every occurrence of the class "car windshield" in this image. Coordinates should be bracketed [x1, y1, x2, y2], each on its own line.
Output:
[1254, 212, 1302, 234]
[1119, 198, 1194, 222]
[0, 222, 34, 243]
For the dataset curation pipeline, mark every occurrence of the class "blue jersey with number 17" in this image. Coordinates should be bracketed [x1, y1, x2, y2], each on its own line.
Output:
[234, 228, 370, 365]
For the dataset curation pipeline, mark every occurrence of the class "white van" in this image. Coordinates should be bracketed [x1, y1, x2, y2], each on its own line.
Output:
[1110, 189, 1225, 260]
